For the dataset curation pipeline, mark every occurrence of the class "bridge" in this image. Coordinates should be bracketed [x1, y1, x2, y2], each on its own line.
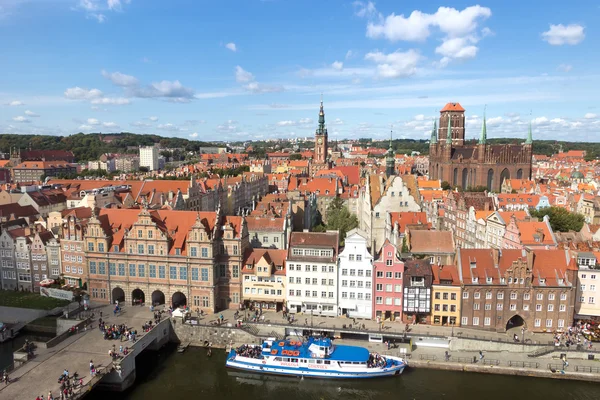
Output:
[0, 304, 171, 400]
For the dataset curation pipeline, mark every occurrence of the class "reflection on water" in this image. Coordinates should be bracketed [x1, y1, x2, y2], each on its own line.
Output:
[87, 346, 600, 400]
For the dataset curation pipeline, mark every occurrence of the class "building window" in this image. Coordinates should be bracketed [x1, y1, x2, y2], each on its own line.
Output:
[385, 271, 393, 278]
[463, 292, 469, 299]
[179, 267, 187, 280]
[159, 265, 166, 279]
[435, 292, 441, 300]
[149, 265, 157, 278]
[376, 296, 383, 304]
[88, 243, 94, 252]
[138, 244, 144, 254]
[474, 292, 480, 299]
[546, 319, 552, 328]
[138, 264, 145, 277]
[129, 264, 136, 277]
[473, 317, 479, 326]
[109, 263, 116, 276]
[376, 284, 383, 291]
[118, 263, 125, 276]
[484, 317, 491, 326]
[524, 293, 531, 301]
[89, 261, 96, 274]
[497, 292, 504, 300]
[170, 266, 177, 280]
[148, 245, 155, 255]
[201, 248, 208, 258]
[462, 317, 468, 325]
[202, 296, 209, 307]
[510, 292, 517, 300]
[486, 292, 492, 299]
[395, 272, 402, 279]
[548, 293, 555, 301]
[232, 265, 239, 278]
[558, 319, 565, 328]
[559, 304, 566, 312]
[98, 262, 106, 275]
[497, 303, 503, 310]
[548, 304, 554, 312]
[536, 304, 542, 311]
[201, 268, 209, 281]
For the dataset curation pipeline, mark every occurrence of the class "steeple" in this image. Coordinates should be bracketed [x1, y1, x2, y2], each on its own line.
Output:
[525, 111, 533, 145]
[386, 126, 395, 178]
[479, 105, 487, 145]
[430, 118, 437, 144]
[317, 93, 326, 135]
[446, 113, 452, 144]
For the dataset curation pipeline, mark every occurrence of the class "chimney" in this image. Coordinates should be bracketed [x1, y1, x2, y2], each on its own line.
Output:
[492, 248, 500, 268]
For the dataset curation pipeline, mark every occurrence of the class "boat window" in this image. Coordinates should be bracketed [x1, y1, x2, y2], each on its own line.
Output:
[324, 361, 330, 365]
[316, 360, 323, 364]
[308, 360, 315, 364]
[353, 362, 359, 365]
[291, 358, 297, 363]
[283, 358, 289, 362]
[274, 357, 282, 361]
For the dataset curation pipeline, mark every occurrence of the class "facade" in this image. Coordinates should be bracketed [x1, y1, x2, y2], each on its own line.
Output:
[241, 248, 287, 311]
[429, 102, 533, 192]
[286, 231, 339, 316]
[431, 265, 461, 326]
[114, 156, 140, 173]
[373, 239, 404, 321]
[402, 259, 433, 324]
[60, 208, 92, 288]
[458, 248, 577, 332]
[246, 214, 292, 250]
[0, 230, 16, 290]
[443, 191, 493, 248]
[139, 146, 159, 171]
[310, 99, 329, 175]
[14, 234, 33, 291]
[31, 230, 55, 292]
[84, 208, 249, 313]
[574, 252, 600, 319]
[13, 161, 76, 183]
[337, 230, 374, 319]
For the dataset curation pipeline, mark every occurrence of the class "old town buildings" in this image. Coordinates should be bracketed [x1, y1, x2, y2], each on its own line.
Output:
[402, 259, 433, 324]
[286, 231, 339, 316]
[373, 239, 404, 321]
[337, 230, 374, 319]
[242, 248, 287, 311]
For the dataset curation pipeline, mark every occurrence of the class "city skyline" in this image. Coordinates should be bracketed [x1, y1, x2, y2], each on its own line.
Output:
[0, 1, 598, 141]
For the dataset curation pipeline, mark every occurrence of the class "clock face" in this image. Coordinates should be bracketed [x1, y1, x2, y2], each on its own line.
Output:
[318, 138, 323, 144]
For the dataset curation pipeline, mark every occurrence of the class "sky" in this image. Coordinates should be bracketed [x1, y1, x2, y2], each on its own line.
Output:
[0, 0, 598, 142]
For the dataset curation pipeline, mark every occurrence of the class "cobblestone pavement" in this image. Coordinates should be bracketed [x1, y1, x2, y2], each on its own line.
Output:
[0, 302, 156, 400]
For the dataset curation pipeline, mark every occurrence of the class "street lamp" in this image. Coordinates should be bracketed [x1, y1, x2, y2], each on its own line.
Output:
[311, 309, 313, 327]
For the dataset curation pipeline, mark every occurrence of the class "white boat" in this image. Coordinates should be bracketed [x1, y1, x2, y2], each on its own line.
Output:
[226, 337, 406, 379]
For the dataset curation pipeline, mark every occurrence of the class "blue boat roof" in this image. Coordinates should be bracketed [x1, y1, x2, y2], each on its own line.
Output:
[264, 338, 370, 363]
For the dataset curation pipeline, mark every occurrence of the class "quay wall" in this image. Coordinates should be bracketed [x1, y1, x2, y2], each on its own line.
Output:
[449, 338, 546, 353]
[172, 321, 263, 349]
[408, 359, 600, 383]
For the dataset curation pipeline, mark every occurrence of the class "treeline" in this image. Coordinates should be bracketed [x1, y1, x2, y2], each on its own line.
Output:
[0, 133, 213, 162]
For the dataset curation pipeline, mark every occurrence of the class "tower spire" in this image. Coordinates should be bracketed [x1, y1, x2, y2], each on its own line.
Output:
[430, 118, 437, 144]
[386, 125, 395, 177]
[479, 105, 487, 144]
[317, 94, 325, 135]
[525, 110, 533, 144]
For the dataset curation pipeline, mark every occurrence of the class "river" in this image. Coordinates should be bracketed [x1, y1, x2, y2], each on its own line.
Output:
[85, 345, 600, 400]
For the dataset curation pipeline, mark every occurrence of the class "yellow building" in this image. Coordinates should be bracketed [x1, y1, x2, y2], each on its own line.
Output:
[242, 248, 287, 312]
[431, 265, 461, 326]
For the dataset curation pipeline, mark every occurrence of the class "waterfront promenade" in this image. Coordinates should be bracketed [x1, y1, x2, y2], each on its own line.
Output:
[0, 303, 155, 400]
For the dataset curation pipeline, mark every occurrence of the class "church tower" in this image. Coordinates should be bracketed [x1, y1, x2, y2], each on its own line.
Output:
[314, 96, 328, 164]
[438, 102, 466, 147]
[385, 129, 395, 178]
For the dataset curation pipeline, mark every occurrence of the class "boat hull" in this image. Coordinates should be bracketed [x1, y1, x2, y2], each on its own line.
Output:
[226, 353, 406, 379]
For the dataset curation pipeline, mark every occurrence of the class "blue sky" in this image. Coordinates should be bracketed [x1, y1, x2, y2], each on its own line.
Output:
[0, 0, 598, 142]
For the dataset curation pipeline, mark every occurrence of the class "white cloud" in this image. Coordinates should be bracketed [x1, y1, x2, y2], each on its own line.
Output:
[299, 118, 313, 124]
[65, 86, 103, 100]
[157, 123, 182, 132]
[235, 66, 254, 83]
[77, 0, 130, 23]
[90, 97, 131, 105]
[345, 50, 355, 59]
[364, 49, 421, 78]
[149, 116, 159, 121]
[216, 121, 239, 134]
[414, 114, 425, 121]
[131, 121, 152, 128]
[532, 116, 549, 126]
[78, 124, 93, 131]
[542, 24, 585, 45]
[486, 116, 503, 126]
[189, 132, 198, 138]
[584, 113, 597, 119]
[331, 61, 344, 71]
[79, 0, 98, 11]
[557, 64, 573, 72]
[86, 118, 100, 125]
[225, 42, 237, 52]
[101, 70, 138, 87]
[332, 118, 344, 125]
[277, 120, 295, 127]
[24, 110, 40, 117]
[550, 118, 566, 124]
[353, 1, 379, 18]
[102, 121, 119, 129]
[107, 0, 130, 11]
[435, 36, 478, 60]
[6, 100, 24, 106]
[571, 121, 583, 128]
[12, 116, 30, 123]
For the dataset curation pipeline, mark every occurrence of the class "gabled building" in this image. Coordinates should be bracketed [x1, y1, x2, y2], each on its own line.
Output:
[431, 264, 461, 326]
[242, 248, 287, 311]
[373, 239, 404, 321]
[402, 259, 433, 324]
[0, 230, 16, 290]
[457, 248, 577, 332]
[337, 229, 374, 319]
[286, 231, 339, 316]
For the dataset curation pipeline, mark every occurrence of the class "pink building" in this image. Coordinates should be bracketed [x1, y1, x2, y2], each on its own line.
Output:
[372, 239, 404, 322]
[503, 215, 558, 250]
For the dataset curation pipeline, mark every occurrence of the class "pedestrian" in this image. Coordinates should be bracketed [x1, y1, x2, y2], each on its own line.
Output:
[479, 350, 484, 361]
[445, 351, 450, 361]
[119, 345, 123, 353]
[47, 391, 53, 400]
[90, 360, 95, 377]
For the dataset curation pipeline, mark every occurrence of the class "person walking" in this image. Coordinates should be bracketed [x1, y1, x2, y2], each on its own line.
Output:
[479, 350, 484, 362]
[90, 360, 95, 377]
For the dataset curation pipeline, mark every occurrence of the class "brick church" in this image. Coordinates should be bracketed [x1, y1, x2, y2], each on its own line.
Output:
[428, 102, 532, 192]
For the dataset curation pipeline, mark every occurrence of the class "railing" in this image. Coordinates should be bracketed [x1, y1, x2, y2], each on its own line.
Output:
[71, 363, 113, 400]
[482, 359, 500, 366]
[575, 365, 600, 373]
[419, 354, 437, 361]
[509, 361, 540, 369]
[547, 363, 566, 370]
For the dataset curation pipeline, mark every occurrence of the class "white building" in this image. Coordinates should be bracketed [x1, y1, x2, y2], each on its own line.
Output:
[575, 252, 600, 318]
[286, 231, 339, 317]
[139, 146, 159, 171]
[337, 229, 373, 319]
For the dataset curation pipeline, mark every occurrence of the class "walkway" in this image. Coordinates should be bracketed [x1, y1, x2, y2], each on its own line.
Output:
[208, 309, 556, 345]
[0, 302, 155, 400]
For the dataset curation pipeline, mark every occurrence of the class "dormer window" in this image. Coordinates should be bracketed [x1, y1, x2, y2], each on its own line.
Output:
[539, 278, 546, 284]
[472, 277, 478, 283]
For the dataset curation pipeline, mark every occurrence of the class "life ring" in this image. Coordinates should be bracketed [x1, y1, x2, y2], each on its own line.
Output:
[271, 349, 277, 355]
[293, 351, 300, 356]
[289, 341, 295, 346]
[279, 342, 285, 347]
[282, 350, 289, 356]
[262, 360, 266, 364]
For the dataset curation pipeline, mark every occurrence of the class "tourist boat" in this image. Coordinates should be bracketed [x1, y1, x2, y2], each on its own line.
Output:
[226, 337, 407, 379]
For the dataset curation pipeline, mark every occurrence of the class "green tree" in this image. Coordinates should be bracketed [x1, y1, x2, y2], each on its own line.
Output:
[289, 153, 302, 161]
[441, 181, 451, 190]
[530, 206, 585, 232]
[322, 197, 358, 246]
[401, 236, 409, 253]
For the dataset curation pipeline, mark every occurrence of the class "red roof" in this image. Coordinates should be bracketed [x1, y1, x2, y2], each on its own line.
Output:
[440, 102, 465, 112]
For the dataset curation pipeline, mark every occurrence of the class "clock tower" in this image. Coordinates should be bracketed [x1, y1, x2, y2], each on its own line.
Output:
[314, 97, 328, 164]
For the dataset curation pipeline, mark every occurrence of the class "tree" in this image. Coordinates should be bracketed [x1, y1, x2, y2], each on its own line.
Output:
[401, 236, 409, 253]
[530, 206, 585, 232]
[289, 153, 302, 161]
[321, 197, 358, 246]
[441, 181, 451, 190]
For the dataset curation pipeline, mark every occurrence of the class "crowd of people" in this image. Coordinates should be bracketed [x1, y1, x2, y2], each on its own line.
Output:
[553, 323, 594, 350]
[235, 344, 263, 359]
[367, 353, 387, 368]
[99, 319, 138, 342]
